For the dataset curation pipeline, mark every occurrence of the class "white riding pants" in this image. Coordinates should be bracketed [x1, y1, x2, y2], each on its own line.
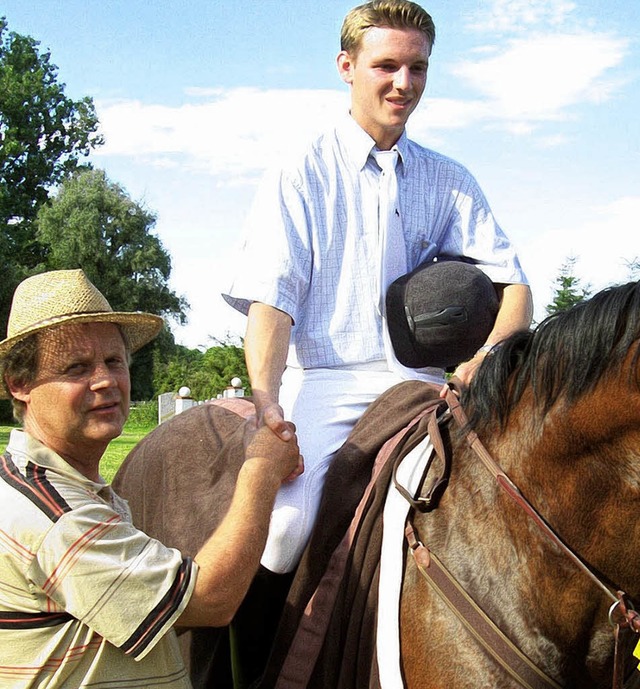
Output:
[259, 363, 443, 573]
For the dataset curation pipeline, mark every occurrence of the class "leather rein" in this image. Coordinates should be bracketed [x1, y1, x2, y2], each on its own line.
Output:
[398, 387, 640, 689]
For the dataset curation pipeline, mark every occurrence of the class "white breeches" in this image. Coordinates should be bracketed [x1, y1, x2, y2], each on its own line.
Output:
[259, 363, 442, 574]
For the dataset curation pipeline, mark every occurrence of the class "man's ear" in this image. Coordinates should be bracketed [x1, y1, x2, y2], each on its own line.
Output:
[337, 50, 355, 85]
[5, 376, 31, 404]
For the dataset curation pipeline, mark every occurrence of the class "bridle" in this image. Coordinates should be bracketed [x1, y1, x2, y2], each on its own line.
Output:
[399, 386, 640, 689]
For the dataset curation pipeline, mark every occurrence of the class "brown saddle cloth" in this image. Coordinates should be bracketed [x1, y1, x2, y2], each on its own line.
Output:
[261, 380, 441, 689]
[113, 382, 441, 688]
[112, 397, 255, 686]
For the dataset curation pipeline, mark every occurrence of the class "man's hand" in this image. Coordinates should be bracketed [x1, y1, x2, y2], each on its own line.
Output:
[258, 401, 294, 441]
[243, 416, 303, 483]
[451, 352, 485, 387]
[439, 353, 486, 398]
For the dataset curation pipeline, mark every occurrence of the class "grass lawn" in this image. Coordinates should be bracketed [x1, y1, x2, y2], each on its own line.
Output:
[0, 421, 155, 483]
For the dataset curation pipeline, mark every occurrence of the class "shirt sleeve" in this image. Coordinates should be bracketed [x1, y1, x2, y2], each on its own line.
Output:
[30, 502, 198, 660]
[222, 166, 313, 324]
[436, 169, 528, 285]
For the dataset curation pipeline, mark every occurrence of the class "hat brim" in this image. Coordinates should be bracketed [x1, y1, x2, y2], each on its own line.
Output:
[0, 311, 163, 367]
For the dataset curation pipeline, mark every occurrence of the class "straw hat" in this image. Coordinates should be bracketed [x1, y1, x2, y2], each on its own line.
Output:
[0, 269, 164, 363]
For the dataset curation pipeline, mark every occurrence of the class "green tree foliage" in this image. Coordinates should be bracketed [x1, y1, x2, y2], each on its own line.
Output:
[153, 338, 248, 401]
[0, 17, 102, 332]
[36, 168, 187, 320]
[36, 168, 189, 400]
[546, 257, 591, 316]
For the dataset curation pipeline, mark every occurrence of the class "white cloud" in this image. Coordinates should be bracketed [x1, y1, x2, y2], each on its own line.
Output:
[95, 89, 349, 181]
[519, 196, 640, 322]
[451, 32, 628, 122]
[465, 0, 577, 34]
[92, 21, 629, 181]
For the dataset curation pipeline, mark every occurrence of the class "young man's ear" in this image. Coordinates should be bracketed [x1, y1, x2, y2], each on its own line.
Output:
[337, 51, 355, 85]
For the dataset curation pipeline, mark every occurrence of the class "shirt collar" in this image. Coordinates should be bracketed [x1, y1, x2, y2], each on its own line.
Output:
[336, 112, 408, 171]
[7, 428, 107, 492]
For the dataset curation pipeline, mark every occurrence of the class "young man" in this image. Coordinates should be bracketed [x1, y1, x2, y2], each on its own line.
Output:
[0, 269, 301, 687]
[224, 0, 533, 575]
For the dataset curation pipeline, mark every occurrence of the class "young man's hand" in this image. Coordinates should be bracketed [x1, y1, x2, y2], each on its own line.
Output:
[243, 416, 304, 483]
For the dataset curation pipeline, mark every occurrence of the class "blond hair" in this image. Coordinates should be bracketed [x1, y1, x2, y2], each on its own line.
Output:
[340, 0, 435, 56]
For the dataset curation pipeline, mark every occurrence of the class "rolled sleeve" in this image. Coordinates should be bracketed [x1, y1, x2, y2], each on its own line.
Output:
[223, 168, 312, 324]
[32, 504, 198, 660]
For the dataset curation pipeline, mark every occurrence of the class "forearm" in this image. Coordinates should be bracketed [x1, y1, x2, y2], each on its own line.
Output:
[481, 283, 533, 347]
[177, 458, 282, 627]
[245, 302, 292, 412]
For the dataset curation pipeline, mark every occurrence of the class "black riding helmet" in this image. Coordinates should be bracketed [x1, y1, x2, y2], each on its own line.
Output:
[385, 259, 500, 370]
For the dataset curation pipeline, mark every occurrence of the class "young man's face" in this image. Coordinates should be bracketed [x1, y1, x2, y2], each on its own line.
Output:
[337, 26, 431, 150]
[10, 322, 130, 475]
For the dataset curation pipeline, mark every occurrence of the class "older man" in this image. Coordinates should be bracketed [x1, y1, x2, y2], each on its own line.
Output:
[0, 269, 301, 688]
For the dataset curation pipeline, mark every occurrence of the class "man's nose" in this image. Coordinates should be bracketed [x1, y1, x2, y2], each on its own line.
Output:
[393, 66, 411, 90]
[90, 363, 116, 389]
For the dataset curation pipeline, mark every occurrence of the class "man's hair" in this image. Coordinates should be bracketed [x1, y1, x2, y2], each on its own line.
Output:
[1, 334, 38, 423]
[340, 0, 436, 56]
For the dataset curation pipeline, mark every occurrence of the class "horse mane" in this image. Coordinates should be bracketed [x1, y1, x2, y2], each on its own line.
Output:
[463, 280, 640, 432]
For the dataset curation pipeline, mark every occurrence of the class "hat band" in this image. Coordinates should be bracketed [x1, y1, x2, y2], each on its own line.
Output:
[10, 309, 116, 338]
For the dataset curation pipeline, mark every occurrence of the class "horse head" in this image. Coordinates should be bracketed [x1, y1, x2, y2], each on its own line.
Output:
[402, 280, 640, 688]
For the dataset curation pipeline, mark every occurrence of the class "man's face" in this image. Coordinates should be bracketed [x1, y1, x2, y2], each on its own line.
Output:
[337, 26, 430, 150]
[10, 322, 130, 472]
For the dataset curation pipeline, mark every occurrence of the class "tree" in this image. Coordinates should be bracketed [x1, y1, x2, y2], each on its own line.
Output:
[153, 338, 248, 402]
[36, 168, 187, 319]
[0, 17, 103, 331]
[625, 257, 639, 281]
[545, 257, 591, 316]
[0, 18, 102, 227]
[36, 168, 189, 399]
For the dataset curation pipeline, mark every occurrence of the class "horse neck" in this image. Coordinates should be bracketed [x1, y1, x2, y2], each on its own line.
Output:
[435, 392, 640, 685]
[497, 384, 640, 597]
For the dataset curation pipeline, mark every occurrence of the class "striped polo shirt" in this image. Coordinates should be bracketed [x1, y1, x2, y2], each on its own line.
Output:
[0, 430, 197, 688]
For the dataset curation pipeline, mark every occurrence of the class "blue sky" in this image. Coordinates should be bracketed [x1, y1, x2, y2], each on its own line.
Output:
[3, 0, 639, 349]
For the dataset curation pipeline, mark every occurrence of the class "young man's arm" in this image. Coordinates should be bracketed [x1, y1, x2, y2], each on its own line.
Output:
[452, 283, 533, 386]
[244, 301, 294, 440]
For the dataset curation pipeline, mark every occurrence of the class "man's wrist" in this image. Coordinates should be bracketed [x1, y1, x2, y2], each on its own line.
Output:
[475, 343, 496, 357]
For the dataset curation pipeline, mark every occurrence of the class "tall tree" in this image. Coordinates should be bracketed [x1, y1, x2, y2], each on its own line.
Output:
[36, 168, 189, 399]
[545, 256, 591, 316]
[0, 17, 102, 329]
[36, 168, 187, 320]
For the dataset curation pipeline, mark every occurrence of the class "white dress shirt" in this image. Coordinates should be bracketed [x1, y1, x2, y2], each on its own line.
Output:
[223, 113, 527, 371]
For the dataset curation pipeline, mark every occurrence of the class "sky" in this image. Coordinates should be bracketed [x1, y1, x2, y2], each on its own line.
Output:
[2, 0, 639, 349]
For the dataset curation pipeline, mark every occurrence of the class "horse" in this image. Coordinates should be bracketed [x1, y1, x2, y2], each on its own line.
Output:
[113, 279, 640, 689]
[397, 278, 640, 689]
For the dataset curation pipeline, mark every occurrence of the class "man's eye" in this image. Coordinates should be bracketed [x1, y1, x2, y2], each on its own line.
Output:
[65, 363, 87, 375]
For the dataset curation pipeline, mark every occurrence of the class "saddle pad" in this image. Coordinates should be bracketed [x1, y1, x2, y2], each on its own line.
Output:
[377, 434, 434, 689]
